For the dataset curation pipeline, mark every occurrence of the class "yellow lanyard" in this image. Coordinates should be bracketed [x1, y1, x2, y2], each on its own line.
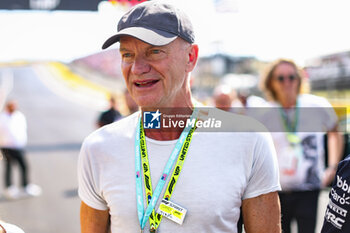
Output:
[138, 120, 196, 231]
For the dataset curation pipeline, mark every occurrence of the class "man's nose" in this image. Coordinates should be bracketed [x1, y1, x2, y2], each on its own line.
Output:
[131, 56, 151, 75]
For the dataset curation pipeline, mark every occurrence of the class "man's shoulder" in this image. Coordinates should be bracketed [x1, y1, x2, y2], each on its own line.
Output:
[98, 111, 139, 135]
[337, 155, 350, 176]
[340, 154, 350, 164]
[85, 112, 139, 145]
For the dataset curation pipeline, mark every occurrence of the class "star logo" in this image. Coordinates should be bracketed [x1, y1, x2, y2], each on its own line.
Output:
[143, 110, 162, 129]
[151, 110, 161, 122]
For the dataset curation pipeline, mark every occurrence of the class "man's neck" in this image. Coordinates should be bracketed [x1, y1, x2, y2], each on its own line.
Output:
[144, 130, 182, 141]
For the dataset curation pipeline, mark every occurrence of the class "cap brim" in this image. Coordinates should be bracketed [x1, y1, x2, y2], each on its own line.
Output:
[102, 27, 177, 49]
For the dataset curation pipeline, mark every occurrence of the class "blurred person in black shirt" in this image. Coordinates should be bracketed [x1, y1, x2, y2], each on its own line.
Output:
[97, 96, 122, 127]
[321, 155, 350, 232]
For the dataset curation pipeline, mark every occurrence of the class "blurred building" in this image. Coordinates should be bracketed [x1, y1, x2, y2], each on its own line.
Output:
[304, 51, 350, 132]
[192, 53, 267, 100]
[305, 51, 350, 91]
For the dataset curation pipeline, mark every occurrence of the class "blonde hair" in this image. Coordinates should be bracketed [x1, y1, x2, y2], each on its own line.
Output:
[260, 58, 309, 101]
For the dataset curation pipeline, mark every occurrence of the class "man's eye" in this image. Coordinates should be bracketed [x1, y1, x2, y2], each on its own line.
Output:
[150, 49, 161, 54]
[122, 53, 132, 58]
[148, 49, 162, 55]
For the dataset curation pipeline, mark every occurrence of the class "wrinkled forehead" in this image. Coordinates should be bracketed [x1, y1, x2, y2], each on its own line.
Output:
[119, 36, 162, 54]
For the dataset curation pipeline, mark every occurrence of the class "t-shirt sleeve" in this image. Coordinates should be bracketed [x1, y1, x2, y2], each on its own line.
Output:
[318, 96, 339, 131]
[243, 132, 281, 199]
[77, 138, 109, 210]
[321, 155, 350, 233]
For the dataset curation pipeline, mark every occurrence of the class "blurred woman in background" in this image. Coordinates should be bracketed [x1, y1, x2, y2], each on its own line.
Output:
[260, 58, 343, 233]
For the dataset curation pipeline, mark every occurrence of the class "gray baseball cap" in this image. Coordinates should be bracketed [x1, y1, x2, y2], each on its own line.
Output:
[102, 1, 195, 49]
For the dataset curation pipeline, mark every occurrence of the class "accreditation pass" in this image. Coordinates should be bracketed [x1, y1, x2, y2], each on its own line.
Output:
[156, 199, 187, 225]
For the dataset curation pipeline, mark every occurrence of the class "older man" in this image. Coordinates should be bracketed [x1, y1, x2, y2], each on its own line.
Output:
[78, 1, 281, 233]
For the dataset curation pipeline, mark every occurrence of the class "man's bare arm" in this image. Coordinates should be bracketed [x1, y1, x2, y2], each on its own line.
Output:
[80, 201, 110, 233]
[242, 191, 281, 233]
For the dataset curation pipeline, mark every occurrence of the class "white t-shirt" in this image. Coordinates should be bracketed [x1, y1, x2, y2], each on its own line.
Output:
[0, 111, 27, 149]
[260, 94, 338, 191]
[0, 222, 25, 233]
[78, 110, 280, 233]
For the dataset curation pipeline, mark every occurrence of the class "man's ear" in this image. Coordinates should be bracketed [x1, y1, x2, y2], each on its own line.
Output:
[186, 44, 199, 72]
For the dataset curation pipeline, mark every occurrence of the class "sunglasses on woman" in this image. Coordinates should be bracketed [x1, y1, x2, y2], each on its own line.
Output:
[275, 75, 296, 83]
